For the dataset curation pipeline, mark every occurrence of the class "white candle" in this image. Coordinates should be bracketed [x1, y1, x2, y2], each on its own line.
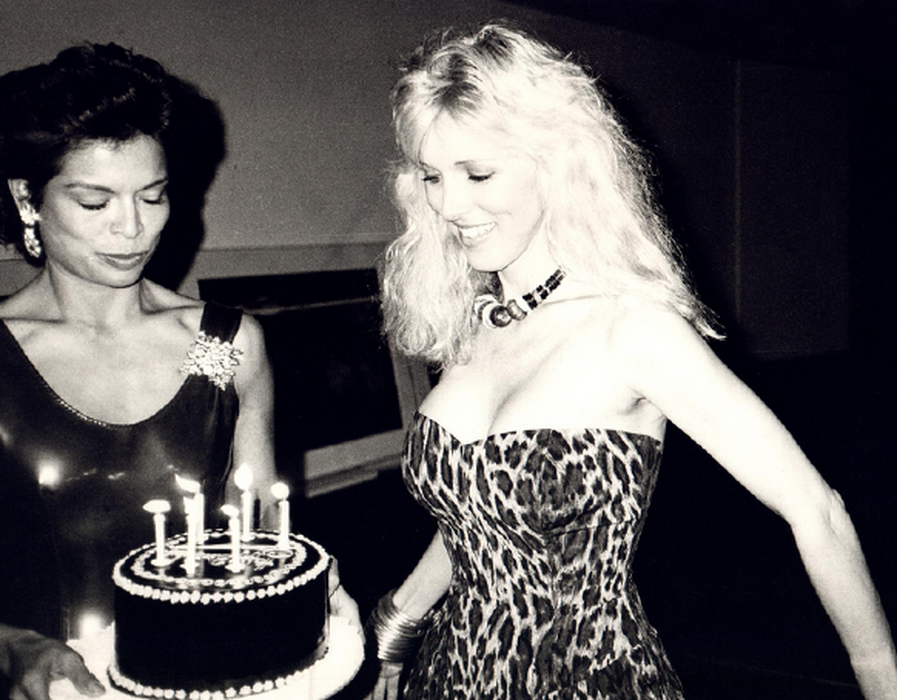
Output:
[234, 464, 254, 541]
[195, 491, 206, 544]
[183, 497, 198, 576]
[221, 505, 242, 572]
[271, 482, 290, 550]
[143, 500, 171, 566]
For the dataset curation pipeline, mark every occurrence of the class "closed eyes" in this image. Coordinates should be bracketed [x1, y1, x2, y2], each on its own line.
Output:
[77, 191, 168, 211]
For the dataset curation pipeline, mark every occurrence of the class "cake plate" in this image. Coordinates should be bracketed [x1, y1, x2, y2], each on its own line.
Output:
[50, 615, 364, 700]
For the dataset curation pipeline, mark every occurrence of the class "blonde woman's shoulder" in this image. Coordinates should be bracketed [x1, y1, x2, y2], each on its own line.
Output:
[606, 296, 707, 379]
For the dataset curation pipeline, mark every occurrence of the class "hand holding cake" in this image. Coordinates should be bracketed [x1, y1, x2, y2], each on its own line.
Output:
[0, 625, 104, 700]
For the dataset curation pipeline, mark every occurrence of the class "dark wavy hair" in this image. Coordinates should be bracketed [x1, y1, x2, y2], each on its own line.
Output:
[0, 43, 225, 283]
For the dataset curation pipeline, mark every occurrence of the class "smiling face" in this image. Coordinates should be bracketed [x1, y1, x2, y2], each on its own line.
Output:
[14, 134, 170, 289]
[418, 113, 548, 275]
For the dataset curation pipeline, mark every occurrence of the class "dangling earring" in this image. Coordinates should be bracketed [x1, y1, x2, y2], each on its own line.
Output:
[22, 218, 42, 259]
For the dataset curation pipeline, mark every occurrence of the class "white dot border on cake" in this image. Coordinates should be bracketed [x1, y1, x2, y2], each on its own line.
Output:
[112, 531, 330, 606]
[107, 655, 310, 700]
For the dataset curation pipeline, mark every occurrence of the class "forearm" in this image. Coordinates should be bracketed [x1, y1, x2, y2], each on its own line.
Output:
[391, 530, 453, 618]
[791, 493, 897, 697]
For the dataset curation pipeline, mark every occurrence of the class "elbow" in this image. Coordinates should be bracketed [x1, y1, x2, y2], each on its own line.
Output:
[789, 486, 858, 545]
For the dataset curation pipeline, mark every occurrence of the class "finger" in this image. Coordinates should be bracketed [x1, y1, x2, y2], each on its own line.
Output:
[371, 673, 388, 700]
[332, 587, 362, 629]
[386, 673, 401, 700]
[58, 653, 105, 696]
[327, 557, 342, 596]
[15, 673, 51, 700]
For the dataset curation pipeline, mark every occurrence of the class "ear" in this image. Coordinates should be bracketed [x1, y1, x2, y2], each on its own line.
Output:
[7, 179, 40, 223]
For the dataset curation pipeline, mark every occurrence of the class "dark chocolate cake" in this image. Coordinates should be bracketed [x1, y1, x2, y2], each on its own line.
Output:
[110, 530, 329, 698]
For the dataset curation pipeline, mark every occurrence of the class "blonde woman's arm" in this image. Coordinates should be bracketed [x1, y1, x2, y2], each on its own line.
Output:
[614, 306, 897, 700]
[366, 531, 453, 700]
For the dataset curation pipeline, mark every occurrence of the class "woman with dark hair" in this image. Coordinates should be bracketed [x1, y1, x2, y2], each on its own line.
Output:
[0, 43, 276, 700]
[365, 22, 897, 700]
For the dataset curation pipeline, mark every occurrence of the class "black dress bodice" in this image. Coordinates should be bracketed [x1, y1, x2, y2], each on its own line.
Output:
[0, 303, 242, 640]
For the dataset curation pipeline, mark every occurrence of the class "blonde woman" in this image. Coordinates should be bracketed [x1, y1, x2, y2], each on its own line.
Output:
[365, 21, 897, 700]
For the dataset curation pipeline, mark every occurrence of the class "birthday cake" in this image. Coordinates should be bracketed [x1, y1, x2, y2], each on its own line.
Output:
[109, 529, 330, 698]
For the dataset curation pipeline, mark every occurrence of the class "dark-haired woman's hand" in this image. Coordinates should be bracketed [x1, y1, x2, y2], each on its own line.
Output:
[0, 625, 105, 700]
[327, 558, 362, 630]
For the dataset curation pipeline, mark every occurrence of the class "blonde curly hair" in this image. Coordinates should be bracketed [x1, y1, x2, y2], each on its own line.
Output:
[382, 21, 720, 368]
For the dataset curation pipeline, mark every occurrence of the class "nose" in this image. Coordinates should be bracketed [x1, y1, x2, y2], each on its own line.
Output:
[434, 177, 471, 222]
[110, 199, 144, 239]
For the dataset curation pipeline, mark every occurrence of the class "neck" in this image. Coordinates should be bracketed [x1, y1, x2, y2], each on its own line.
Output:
[497, 264, 562, 302]
[37, 267, 150, 330]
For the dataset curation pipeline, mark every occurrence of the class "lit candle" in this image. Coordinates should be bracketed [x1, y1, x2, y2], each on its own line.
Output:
[234, 464, 254, 541]
[143, 499, 171, 566]
[175, 474, 203, 538]
[183, 496, 198, 576]
[221, 505, 242, 572]
[271, 482, 291, 550]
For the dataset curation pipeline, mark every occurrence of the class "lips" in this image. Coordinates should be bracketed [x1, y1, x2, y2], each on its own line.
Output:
[98, 252, 148, 271]
[456, 222, 495, 243]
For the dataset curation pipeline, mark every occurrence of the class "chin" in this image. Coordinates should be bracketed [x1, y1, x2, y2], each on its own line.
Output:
[462, 251, 507, 274]
[97, 271, 146, 289]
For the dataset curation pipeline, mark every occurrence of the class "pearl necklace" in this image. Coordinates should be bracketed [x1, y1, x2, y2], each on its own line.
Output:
[473, 269, 565, 329]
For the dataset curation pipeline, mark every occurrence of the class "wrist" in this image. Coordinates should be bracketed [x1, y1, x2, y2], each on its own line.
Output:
[367, 589, 433, 663]
[391, 587, 434, 621]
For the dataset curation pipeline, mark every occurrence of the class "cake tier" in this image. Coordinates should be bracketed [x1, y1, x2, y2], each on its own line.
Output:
[111, 530, 329, 697]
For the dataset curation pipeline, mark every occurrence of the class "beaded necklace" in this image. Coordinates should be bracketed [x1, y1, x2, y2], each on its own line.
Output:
[473, 269, 565, 329]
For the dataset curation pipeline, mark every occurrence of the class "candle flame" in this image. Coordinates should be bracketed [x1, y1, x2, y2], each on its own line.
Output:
[175, 474, 200, 493]
[143, 499, 171, 514]
[271, 482, 290, 500]
[37, 462, 62, 488]
[221, 504, 240, 519]
[234, 463, 254, 490]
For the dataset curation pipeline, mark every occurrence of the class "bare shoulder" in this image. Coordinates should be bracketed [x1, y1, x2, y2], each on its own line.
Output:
[140, 281, 203, 327]
[0, 276, 51, 321]
[0, 291, 30, 320]
[141, 282, 266, 366]
[605, 298, 724, 403]
[607, 298, 703, 358]
[232, 311, 266, 356]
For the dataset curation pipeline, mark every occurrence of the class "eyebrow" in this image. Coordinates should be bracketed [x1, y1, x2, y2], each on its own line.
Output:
[63, 177, 169, 193]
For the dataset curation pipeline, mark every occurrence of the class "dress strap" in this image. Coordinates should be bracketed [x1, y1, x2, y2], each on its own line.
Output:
[199, 302, 243, 343]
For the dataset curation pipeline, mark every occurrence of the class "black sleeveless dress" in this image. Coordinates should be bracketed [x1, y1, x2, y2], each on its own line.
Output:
[401, 412, 685, 699]
[0, 303, 242, 641]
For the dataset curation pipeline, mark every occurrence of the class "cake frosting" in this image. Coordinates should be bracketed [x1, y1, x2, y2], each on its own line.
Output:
[110, 529, 330, 698]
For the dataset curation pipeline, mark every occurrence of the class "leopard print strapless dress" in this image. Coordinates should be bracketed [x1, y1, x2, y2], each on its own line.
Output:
[401, 412, 684, 699]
